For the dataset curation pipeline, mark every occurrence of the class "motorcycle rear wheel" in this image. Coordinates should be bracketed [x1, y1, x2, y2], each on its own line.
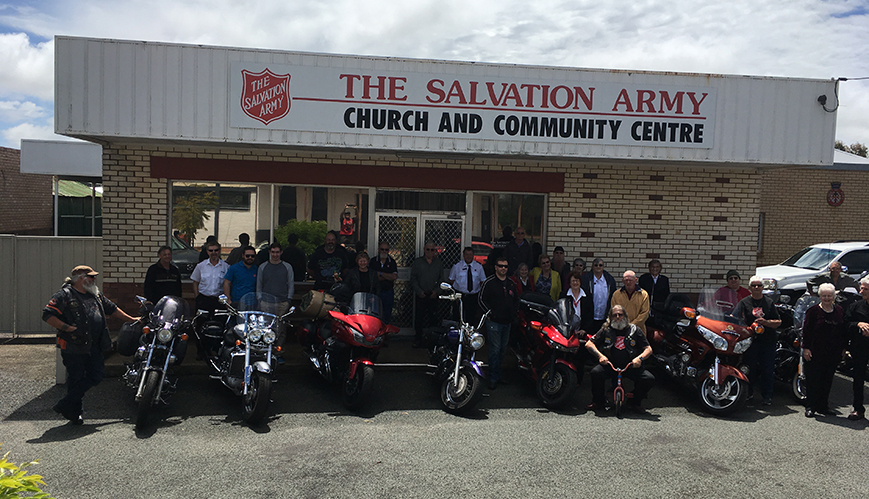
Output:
[441, 366, 484, 414]
[792, 371, 808, 402]
[242, 371, 272, 424]
[698, 376, 748, 416]
[136, 370, 159, 430]
[342, 364, 374, 411]
[536, 363, 577, 409]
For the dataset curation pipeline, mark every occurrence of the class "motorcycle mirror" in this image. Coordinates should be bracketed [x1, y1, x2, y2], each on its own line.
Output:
[218, 294, 228, 304]
[840, 264, 849, 273]
[439, 282, 453, 291]
[135, 295, 147, 304]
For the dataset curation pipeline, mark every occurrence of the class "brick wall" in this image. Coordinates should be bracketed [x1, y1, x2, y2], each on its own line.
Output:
[758, 168, 869, 266]
[101, 142, 762, 298]
[0, 146, 52, 235]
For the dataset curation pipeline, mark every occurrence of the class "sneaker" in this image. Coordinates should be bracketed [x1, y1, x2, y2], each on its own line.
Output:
[847, 411, 865, 421]
[71, 415, 84, 426]
[805, 408, 816, 418]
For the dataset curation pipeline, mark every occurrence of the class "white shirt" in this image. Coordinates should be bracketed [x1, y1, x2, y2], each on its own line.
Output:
[592, 275, 609, 320]
[449, 260, 486, 294]
[191, 258, 230, 297]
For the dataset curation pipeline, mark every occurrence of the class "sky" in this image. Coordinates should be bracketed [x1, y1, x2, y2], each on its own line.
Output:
[0, 0, 867, 149]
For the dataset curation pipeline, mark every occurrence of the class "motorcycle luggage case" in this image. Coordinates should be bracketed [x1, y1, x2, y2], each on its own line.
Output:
[519, 292, 555, 320]
[117, 321, 143, 356]
[299, 290, 339, 318]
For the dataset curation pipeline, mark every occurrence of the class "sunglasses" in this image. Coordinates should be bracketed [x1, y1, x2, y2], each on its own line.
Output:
[244, 254, 256, 258]
[728, 276, 740, 281]
[495, 264, 508, 268]
[207, 249, 220, 253]
[612, 312, 625, 317]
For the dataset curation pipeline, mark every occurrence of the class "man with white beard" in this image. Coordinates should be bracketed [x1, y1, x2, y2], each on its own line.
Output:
[43, 265, 138, 425]
[585, 305, 655, 414]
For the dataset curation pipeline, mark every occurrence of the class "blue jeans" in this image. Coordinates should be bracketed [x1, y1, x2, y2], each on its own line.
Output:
[746, 337, 776, 401]
[486, 321, 512, 383]
[379, 289, 394, 325]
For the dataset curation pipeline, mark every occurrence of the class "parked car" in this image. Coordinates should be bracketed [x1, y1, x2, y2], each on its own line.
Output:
[171, 236, 200, 279]
[471, 241, 493, 265]
[756, 241, 869, 301]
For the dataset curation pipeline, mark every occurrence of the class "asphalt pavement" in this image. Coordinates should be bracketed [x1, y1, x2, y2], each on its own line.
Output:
[2, 338, 869, 499]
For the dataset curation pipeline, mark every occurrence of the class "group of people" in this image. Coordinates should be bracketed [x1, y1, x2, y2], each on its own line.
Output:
[43, 222, 869, 424]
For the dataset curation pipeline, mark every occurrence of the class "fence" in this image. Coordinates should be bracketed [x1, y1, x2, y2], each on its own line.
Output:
[0, 235, 102, 338]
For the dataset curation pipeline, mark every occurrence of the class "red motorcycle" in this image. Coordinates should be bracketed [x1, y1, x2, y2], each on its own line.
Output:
[646, 286, 760, 416]
[297, 291, 399, 410]
[515, 293, 584, 408]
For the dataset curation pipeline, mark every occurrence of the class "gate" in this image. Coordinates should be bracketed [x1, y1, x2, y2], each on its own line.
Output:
[375, 213, 464, 327]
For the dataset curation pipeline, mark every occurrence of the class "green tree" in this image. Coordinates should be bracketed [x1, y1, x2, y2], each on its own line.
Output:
[835, 140, 868, 157]
[172, 190, 217, 247]
[0, 445, 53, 498]
[274, 219, 328, 256]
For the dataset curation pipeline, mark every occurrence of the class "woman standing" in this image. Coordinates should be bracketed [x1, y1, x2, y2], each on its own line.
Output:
[530, 254, 561, 301]
[802, 283, 848, 417]
[510, 262, 535, 295]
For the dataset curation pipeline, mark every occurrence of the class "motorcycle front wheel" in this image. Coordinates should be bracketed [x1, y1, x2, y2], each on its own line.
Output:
[242, 371, 272, 424]
[536, 363, 577, 409]
[441, 366, 484, 414]
[792, 371, 808, 402]
[698, 376, 748, 416]
[136, 370, 159, 430]
[341, 364, 374, 410]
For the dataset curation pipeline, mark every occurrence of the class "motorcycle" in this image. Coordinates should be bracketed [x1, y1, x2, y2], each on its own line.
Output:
[646, 286, 760, 416]
[194, 292, 292, 424]
[773, 293, 813, 402]
[119, 295, 191, 430]
[297, 290, 400, 410]
[514, 292, 584, 409]
[426, 282, 487, 414]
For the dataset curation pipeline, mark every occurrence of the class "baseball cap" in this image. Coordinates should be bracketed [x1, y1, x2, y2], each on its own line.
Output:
[71, 265, 99, 276]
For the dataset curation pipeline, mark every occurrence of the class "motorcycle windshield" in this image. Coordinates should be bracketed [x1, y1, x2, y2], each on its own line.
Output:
[235, 292, 280, 329]
[696, 286, 749, 326]
[546, 298, 575, 337]
[151, 295, 191, 326]
[793, 294, 820, 330]
[347, 292, 383, 319]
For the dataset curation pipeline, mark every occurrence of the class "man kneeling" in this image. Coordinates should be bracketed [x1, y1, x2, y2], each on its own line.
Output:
[586, 305, 655, 414]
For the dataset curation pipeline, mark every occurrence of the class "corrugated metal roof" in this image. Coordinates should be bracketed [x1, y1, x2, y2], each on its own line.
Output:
[57, 180, 102, 198]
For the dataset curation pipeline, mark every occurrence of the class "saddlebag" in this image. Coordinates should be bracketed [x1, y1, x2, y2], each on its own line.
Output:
[117, 321, 143, 356]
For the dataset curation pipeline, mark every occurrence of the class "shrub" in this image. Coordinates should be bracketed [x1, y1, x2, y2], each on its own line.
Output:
[0, 444, 53, 498]
[274, 219, 328, 256]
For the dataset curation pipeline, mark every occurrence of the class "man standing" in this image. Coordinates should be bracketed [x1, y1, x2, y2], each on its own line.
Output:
[258, 242, 295, 356]
[638, 259, 670, 320]
[807, 261, 858, 296]
[581, 258, 617, 335]
[844, 277, 869, 420]
[370, 241, 398, 325]
[43, 266, 139, 424]
[191, 240, 229, 312]
[226, 233, 250, 266]
[479, 256, 518, 390]
[552, 246, 571, 291]
[733, 275, 781, 406]
[307, 231, 349, 290]
[611, 270, 651, 333]
[223, 246, 258, 306]
[410, 242, 444, 347]
[448, 246, 486, 324]
[143, 245, 183, 304]
[281, 233, 307, 283]
[712, 270, 750, 313]
[502, 226, 533, 275]
[585, 305, 655, 413]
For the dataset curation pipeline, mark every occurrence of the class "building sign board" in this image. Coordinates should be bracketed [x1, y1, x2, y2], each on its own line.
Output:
[230, 62, 716, 149]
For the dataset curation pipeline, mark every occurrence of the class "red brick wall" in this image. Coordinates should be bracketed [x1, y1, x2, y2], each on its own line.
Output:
[0, 146, 52, 235]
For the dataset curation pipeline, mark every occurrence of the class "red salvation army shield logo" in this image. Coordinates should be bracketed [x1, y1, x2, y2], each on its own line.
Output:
[240, 69, 291, 125]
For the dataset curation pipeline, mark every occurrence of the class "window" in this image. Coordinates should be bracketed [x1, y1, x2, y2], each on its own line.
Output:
[837, 250, 869, 274]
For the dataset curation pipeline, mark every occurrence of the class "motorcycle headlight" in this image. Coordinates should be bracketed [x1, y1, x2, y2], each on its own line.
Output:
[734, 336, 754, 354]
[352, 330, 365, 344]
[262, 329, 276, 344]
[697, 325, 728, 352]
[762, 278, 778, 291]
[469, 332, 485, 351]
[157, 327, 173, 344]
[248, 329, 263, 343]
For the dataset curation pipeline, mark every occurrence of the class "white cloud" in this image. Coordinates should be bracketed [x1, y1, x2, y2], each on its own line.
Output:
[0, 33, 54, 100]
[0, 121, 70, 149]
[0, 100, 47, 121]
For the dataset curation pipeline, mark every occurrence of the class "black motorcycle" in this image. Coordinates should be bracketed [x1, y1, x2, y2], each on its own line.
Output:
[194, 292, 293, 424]
[773, 294, 809, 402]
[426, 283, 487, 414]
[120, 295, 191, 430]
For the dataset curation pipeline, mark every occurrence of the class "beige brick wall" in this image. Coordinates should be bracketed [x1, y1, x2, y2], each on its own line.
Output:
[102, 142, 762, 295]
[759, 168, 869, 266]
